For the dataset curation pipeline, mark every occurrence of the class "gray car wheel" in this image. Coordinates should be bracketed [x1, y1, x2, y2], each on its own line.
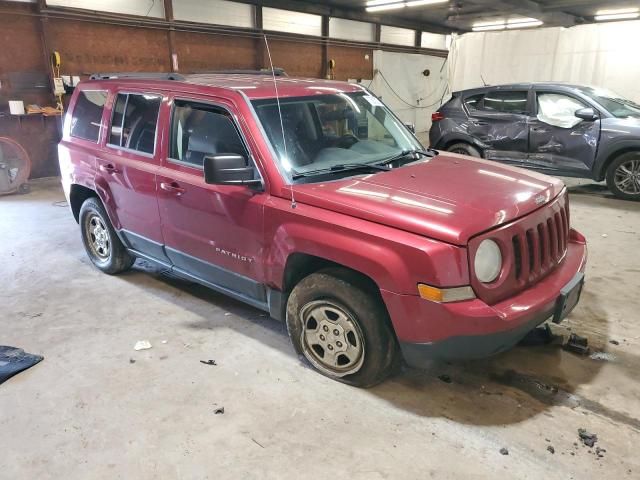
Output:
[606, 152, 640, 201]
[447, 142, 482, 158]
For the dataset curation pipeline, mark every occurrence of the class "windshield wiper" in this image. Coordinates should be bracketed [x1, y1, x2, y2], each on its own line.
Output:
[375, 148, 436, 167]
[292, 163, 391, 180]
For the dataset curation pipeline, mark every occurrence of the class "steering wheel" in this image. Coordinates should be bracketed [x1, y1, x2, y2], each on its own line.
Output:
[335, 133, 359, 149]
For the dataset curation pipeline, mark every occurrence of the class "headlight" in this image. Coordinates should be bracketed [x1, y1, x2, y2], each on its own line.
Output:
[474, 239, 502, 283]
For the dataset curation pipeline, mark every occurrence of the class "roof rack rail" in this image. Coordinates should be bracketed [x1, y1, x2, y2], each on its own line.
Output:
[188, 68, 288, 77]
[89, 72, 186, 81]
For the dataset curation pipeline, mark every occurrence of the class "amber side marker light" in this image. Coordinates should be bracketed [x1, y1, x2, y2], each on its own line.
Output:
[418, 284, 476, 303]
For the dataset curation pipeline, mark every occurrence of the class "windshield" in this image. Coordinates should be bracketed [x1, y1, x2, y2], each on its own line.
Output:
[579, 86, 640, 119]
[251, 92, 423, 182]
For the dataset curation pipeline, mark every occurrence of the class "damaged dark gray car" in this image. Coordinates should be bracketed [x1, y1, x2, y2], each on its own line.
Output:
[429, 83, 640, 200]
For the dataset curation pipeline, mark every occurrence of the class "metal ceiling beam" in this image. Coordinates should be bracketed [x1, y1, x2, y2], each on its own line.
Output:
[447, 0, 582, 29]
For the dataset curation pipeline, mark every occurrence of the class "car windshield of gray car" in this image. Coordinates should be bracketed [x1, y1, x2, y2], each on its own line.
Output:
[252, 92, 424, 182]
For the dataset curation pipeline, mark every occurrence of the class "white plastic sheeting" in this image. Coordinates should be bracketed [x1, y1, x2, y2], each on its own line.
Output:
[369, 50, 449, 134]
[449, 20, 640, 103]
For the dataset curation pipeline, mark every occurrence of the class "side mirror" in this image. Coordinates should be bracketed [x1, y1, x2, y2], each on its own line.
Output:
[404, 122, 416, 134]
[575, 108, 598, 121]
[203, 154, 261, 186]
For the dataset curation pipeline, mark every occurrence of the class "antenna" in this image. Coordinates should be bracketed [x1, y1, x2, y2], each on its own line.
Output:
[263, 34, 296, 209]
[480, 74, 488, 87]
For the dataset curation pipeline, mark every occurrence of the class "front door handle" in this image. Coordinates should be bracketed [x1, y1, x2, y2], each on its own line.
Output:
[531, 127, 547, 133]
[99, 163, 120, 174]
[160, 181, 186, 195]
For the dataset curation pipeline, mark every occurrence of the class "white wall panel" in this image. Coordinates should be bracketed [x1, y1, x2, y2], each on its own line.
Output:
[329, 18, 375, 43]
[263, 7, 322, 36]
[421, 31, 448, 50]
[380, 25, 415, 46]
[173, 0, 254, 28]
[46, 0, 164, 17]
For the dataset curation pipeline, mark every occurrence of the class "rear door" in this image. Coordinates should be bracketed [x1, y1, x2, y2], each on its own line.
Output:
[97, 90, 168, 262]
[465, 89, 531, 165]
[528, 90, 600, 176]
[156, 95, 267, 306]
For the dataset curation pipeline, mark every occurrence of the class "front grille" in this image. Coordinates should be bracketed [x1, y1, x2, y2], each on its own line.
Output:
[468, 189, 570, 305]
[512, 205, 569, 283]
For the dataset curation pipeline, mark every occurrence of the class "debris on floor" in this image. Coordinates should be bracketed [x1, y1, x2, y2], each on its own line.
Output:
[608, 339, 620, 345]
[578, 428, 598, 448]
[214, 406, 225, 414]
[129, 358, 136, 364]
[499, 448, 509, 456]
[437, 374, 452, 383]
[563, 333, 590, 355]
[518, 324, 556, 346]
[133, 340, 152, 351]
[0, 346, 44, 384]
[200, 359, 217, 366]
[596, 446, 606, 458]
[589, 351, 616, 361]
[547, 445, 555, 454]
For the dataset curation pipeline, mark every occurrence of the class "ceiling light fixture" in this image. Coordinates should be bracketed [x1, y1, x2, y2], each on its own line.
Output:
[594, 8, 640, 21]
[365, 0, 447, 13]
[506, 18, 544, 29]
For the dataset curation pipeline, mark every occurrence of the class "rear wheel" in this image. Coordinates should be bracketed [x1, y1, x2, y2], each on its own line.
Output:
[447, 142, 481, 158]
[79, 197, 134, 274]
[286, 269, 398, 387]
[606, 152, 640, 200]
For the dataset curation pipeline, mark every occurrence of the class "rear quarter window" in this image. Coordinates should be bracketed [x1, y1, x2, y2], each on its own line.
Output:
[463, 93, 484, 112]
[70, 90, 107, 142]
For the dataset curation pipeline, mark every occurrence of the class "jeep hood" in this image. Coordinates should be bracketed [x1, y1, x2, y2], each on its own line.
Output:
[291, 153, 565, 246]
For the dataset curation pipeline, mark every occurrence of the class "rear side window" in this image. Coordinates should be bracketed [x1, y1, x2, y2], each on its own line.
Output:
[463, 94, 484, 112]
[108, 93, 161, 154]
[169, 101, 248, 167]
[483, 91, 528, 114]
[70, 90, 107, 142]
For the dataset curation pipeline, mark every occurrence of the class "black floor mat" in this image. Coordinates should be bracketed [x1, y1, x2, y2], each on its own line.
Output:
[0, 346, 44, 384]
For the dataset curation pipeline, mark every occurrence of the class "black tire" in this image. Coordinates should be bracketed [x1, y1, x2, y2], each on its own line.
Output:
[79, 197, 134, 274]
[447, 142, 481, 158]
[605, 152, 640, 200]
[286, 268, 398, 387]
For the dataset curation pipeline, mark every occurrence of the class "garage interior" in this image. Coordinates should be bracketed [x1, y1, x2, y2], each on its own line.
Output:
[1, 0, 640, 478]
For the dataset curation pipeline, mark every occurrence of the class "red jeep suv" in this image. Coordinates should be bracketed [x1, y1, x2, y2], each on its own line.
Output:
[59, 72, 587, 387]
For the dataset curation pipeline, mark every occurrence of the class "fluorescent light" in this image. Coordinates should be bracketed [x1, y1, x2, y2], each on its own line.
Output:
[595, 7, 640, 21]
[366, 2, 404, 12]
[472, 24, 505, 31]
[365, 0, 446, 12]
[406, 0, 448, 6]
[506, 19, 543, 29]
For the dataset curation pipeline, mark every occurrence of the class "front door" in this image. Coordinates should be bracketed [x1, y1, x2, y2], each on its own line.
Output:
[156, 96, 267, 305]
[528, 91, 600, 176]
[465, 89, 530, 165]
[98, 90, 168, 261]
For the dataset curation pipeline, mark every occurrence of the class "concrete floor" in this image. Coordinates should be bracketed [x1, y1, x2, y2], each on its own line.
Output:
[1, 178, 639, 479]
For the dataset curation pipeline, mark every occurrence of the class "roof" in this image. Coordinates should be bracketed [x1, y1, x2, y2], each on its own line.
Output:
[454, 82, 592, 95]
[84, 73, 366, 100]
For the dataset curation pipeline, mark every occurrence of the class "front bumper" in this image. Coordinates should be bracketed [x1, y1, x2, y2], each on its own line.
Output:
[381, 238, 587, 366]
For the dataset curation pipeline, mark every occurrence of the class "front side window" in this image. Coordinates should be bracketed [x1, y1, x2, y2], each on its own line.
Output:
[252, 92, 422, 182]
[169, 101, 248, 167]
[70, 90, 107, 142]
[483, 91, 528, 114]
[108, 93, 161, 154]
[537, 93, 586, 128]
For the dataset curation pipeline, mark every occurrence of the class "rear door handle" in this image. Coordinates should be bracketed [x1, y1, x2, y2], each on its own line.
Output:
[470, 120, 489, 126]
[160, 181, 186, 195]
[531, 127, 547, 133]
[99, 163, 119, 174]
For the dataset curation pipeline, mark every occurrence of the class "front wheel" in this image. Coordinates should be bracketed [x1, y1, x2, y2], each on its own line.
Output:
[79, 197, 135, 274]
[606, 153, 640, 200]
[286, 269, 398, 387]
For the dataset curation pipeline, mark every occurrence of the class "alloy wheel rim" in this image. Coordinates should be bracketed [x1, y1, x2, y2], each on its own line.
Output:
[87, 214, 110, 259]
[299, 300, 365, 377]
[614, 159, 640, 195]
